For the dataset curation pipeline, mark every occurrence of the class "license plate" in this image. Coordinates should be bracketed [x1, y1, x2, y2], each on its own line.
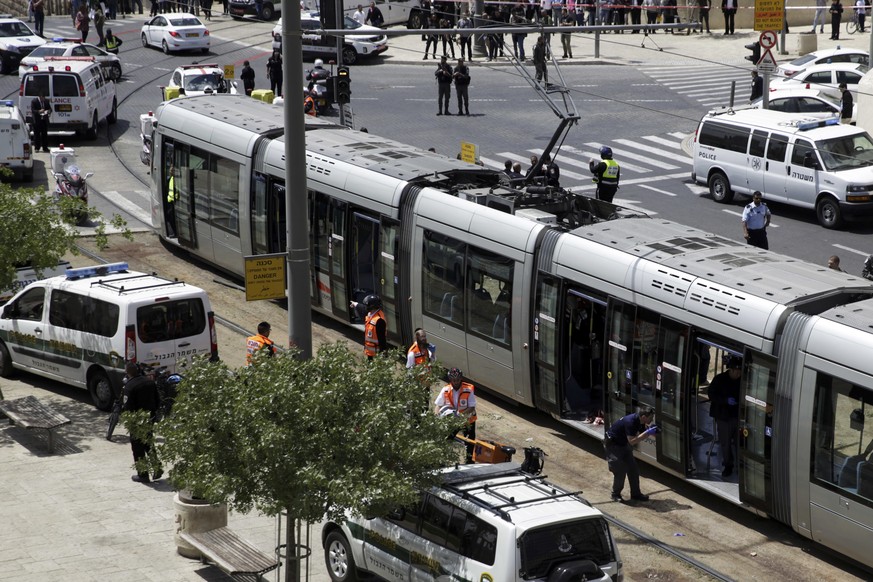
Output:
[186, 32, 199, 37]
[56, 104, 72, 112]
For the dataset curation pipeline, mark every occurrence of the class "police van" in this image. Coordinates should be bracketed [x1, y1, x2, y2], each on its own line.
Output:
[322, 463, 623, 582]
[691, 108, 873, 229]
[0, 99, 33, 181]
[19, 57, 117, 140]
[0, 262, 218, 410]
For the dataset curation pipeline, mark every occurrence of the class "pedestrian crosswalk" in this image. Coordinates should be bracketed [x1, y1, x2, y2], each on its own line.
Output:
[642, 64, 751, 108]
[480, 131, 692, 195]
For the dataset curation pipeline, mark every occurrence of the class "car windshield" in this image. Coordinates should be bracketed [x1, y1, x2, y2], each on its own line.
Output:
[0, 22, 34, 37]
[169, 17, 202, 26]
[816, 133, 873, 171]
[184, 73, 221, 91]
[343, 16, 361, 29]
[29, 46, 67, 57]
[518, 518, 615, 579]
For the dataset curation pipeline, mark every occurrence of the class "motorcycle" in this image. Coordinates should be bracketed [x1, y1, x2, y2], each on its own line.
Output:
[54, 163, 92, 226]
[106, 363, 182, 441]
[304, 62, 334, 115]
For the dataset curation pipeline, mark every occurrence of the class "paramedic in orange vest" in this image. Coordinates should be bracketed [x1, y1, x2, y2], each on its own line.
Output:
[245, 321, 275, 364]
[406, 327, 436, 370]
[434, 367, 477, 462]
[352, 294, 387, 360]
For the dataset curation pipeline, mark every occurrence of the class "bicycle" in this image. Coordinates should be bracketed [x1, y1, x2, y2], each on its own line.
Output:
[846, 10, 863, 34]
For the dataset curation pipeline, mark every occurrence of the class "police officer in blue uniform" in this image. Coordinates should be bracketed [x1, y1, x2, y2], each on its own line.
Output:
[742, 191, 771, 249]
[604, 406, 657, 502]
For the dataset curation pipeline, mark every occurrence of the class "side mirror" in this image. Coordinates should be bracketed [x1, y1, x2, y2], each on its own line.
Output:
[84, 172, 94, 180]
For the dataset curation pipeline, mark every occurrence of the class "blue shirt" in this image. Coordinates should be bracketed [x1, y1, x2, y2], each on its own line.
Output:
[742, 201, 770, 230]
[606, 413, 645, 446]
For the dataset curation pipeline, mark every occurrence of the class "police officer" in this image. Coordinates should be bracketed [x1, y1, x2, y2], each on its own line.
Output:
[165, 164, 177, 238]
[352, 294, 387, 359]
[707, 355, 742, 477]
[245, 321, 275, 364]
[406, 327, 436, 370]
[30, 91, 51, 153]
[453, 57, 470, 116]
[104, 28, 123, 54]
[240, 60, 255, 96]
[742, 191, 771, 249]
[434, 368, 477, 462]
[435, 55, 453, 116]
[604, 406, 657, 501]
[589, 146, 620, 203]
[123, 362, 163, 483]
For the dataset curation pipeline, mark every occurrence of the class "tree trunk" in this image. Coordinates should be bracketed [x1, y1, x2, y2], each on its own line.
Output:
[284, 512, 300, 582]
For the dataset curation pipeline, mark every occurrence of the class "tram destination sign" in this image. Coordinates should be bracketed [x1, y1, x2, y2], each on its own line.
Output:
[244, 253, 286, 301]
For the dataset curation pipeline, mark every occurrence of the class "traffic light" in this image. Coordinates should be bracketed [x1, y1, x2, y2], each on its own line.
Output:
[335, 66, 351, 104]
[745, 41, 761, 64]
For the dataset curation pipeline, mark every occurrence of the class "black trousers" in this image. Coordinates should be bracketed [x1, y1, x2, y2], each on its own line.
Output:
[32, 121, 48, 150]
[604, 440, 643, 497]
[747, 227, 768, 249]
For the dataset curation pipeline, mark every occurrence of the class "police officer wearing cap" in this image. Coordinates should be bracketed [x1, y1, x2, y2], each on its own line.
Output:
[435, 368, 477, 462]
[351, 295, 387, 360]
[589, 146, 620, 203]
[708, 355, 742, 477]
[742, 191, 771, 249]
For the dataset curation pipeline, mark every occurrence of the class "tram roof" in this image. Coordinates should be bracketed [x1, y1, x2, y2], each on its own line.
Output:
[572, 218, 873, 310]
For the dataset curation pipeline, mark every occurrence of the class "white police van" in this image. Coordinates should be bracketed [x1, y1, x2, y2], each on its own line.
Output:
[0, 99, 33, 181]
[322, 463, 623, 582]
[0, 262, 218, 410]
[691, 108, 873, 229]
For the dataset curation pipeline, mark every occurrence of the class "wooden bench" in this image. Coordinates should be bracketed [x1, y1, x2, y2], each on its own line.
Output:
[180, 526, 279, 582]
[0, 395, 71, 453]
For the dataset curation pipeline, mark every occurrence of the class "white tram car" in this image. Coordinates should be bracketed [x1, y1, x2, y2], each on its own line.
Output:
[149, 95, 873, 570]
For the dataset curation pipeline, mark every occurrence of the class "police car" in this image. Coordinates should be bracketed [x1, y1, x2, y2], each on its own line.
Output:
[322, 463, 623, 582]
[167, 63, 238, 96]
[0, 16, 45, 75]
[273, 13, 388, 65]
[18, 39, 123, 82]
[0, 262, 219, 410]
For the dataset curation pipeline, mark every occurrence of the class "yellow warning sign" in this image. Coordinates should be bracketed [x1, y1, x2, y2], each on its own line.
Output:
[753, 0, 783, 31]
[460, 141, 479, 164]
[244, 254, 286, 301]
[224, 64, 235, 80]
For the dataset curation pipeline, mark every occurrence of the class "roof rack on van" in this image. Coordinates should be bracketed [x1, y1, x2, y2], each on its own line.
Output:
[441, 466, 586, 523]
[66, 262, 129, 280]
[91, 272, 187, 295]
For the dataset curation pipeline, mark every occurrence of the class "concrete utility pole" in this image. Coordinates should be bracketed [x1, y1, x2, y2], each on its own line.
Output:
[283, 0, 313, 361]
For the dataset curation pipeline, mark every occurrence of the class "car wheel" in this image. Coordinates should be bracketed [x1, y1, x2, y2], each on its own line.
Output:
[86, 112, 99, 140]
[107, 98, 117, 124]
[341, 46, 357, 66]
[816, 196, 843, 229]
[141, 33, 150, 48]
[407, 10, 423, 29]
[261, 3, 275, 20]
[0, 342, 14, 377]
[110, 62, 122, 81]
[162, 40, 171, 55]
[324, 531, 359, 582]
[708, 172, 733, 203]
[88, 369, 114, 411]
[201, 47, 209, 54]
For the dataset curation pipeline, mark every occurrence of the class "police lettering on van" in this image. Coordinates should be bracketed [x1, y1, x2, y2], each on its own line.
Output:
[692, 109, 873, 229]
[0, 262, 218, 410]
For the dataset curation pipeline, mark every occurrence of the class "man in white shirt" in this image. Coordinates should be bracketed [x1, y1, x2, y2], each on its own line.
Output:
[352, 3, 366, 25]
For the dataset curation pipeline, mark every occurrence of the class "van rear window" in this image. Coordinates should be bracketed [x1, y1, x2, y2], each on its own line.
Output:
[23, 74, 49, 97]
[519, 517, 614, 579]
[53, 75, 79, 97]
[698, 120, 751, 154]
[137, 299, 206, 343]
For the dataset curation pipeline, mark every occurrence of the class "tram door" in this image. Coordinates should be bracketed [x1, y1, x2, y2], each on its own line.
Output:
[737, 351, 776, 514]
[251, 174, 286, 255]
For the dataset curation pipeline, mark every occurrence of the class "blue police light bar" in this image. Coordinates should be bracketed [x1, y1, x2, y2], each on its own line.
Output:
[797, 118, 839, 131]
[66, 262, 129, 280]
[0, 100, 13, 106]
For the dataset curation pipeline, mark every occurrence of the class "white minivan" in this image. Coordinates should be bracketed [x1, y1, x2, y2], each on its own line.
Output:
[0, 99, 33, 181]
[19, 57, 117, 140]
[691, 109, 873, 229]
[0, 262, 219, 410]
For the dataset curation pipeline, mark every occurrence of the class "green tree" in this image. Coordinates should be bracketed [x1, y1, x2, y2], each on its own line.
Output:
[0, 179, 130, 292]
[130, 343, 462, 582]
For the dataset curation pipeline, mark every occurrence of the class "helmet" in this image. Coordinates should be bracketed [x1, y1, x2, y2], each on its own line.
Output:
[725, 355, 742, 370]
[599, 146, 613, 159]
[447, 367, 463, 380]
[363, 294, 382, 311]
[314, 59, 324, 67]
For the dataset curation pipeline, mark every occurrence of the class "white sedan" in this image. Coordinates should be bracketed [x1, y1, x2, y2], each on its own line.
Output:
[776, 47, 868, 78]
[769, 62, 868, 98]
[141, 13, 210, 54]
[751, 88, 856, 123]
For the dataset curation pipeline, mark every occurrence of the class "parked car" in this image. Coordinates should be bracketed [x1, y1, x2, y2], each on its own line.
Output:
[168, 63, 238, 96]
[272, 12, 387, 65]
[141, 13, 210, 54]
[777, 47, 868, 78]
[0, 17, 45, 74]
[769, 62, 868, 98]
[19, 40, 122, 82]
[751, 87, 856, 124]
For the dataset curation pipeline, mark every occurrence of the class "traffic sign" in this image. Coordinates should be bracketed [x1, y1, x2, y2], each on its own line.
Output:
[757, 48, 778, 73]
[759, 30, 777, 49]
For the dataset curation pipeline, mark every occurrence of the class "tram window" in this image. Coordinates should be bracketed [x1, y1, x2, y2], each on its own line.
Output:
[422, 231, 465, 327]
[210, 157, 240, 235]
[467, 247, 513, 345]
[633, 309, 659, 410]
[311, 194, 331, 272]
[811, 374, 873, 498]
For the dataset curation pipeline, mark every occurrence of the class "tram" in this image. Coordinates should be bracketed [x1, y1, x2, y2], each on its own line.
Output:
[149, 95, 873, 569]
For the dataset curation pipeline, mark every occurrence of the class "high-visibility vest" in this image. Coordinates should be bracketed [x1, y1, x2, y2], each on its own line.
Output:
[601, 159, 620, 185]
[105, 36, 119, 51]
[245, 333, 274, 364]
[438, 382, 477, 423]
[363, 309, 385, 357]
[408, 341, 432, 368]
[167, 175, 176, 203]
[304, 95, 317, 116]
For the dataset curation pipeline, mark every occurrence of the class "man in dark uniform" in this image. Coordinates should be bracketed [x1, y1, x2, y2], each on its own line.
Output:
[240, 60, 255, 96]
[589, 146, 620, 203]
[31, 91, 51, 153]
[453, 57, 471, 116]
[839, 83, 853, 123]
[749, 71, 763, 102]
[708, 355, 742, 477]
[604, 406, 657, 501]
[123, 362, 162, 483]
[435, 55, 453, 116]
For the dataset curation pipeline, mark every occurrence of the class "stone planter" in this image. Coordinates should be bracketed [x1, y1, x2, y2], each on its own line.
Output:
[797, 32, 817, 56]
[173, 491, 228, 559]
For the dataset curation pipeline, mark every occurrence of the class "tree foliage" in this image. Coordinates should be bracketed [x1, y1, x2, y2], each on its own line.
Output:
[144, 343, 463, 523]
